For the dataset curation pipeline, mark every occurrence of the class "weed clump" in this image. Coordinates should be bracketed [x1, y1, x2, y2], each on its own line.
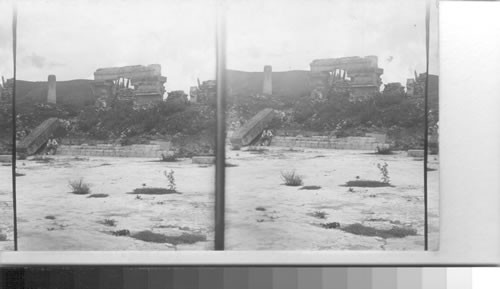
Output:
[99, 219, 116, 227]
[68, 178, 91, 195]
[164, 170, 176, 191]
[377, 162, 390, 184]
[281, 170, 303, 186]
[311, 211, 328, 219]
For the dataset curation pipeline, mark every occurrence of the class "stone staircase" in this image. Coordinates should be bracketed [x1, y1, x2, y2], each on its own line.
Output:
[230, 108, 275, 149]
[270, 136, 387, 150]
[57, 144, 167, 158]
[17, 118, 60, 155]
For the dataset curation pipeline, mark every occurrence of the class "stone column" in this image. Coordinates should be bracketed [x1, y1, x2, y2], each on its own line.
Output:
[47, 74, 57, 104]
[263, 65, 272, 95]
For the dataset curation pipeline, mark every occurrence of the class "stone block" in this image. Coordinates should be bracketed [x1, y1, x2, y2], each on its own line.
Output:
[192, 156, 215, 164]
[407, 149, 424, 157]
[0, 155, 12, 163]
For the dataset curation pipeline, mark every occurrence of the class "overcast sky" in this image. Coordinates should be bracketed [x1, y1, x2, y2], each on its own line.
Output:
[2, 0, 438, 91]
[227, 0, 439, 85]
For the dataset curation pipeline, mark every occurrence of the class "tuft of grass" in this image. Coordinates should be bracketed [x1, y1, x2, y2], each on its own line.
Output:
[426, 167, 437, 172]
[343, 180, 392, 188]
[88, 193, 109, 198]
[299, 185, 321, 190]
[68, 178, 91, 194]
[45, 215, 56, 220]
[130, 230, 206, 245]
[112, 229, 130, 236]
[255, 206, 266, 211]
[130, 188, 178, 195]
[15, 172, 25, 177]
[311, 211, 328, 219]
[225, 163, 238, 167]
[340, 223, 417, 238]
[99, 219, 116, 227]
[281, 170, 303, 186]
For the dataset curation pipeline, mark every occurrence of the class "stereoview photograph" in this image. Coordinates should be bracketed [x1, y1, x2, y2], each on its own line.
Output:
[1, 0, 439, 252]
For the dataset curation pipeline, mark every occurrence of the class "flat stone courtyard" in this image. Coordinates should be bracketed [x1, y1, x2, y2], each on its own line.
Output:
[0, 147, 439, 251]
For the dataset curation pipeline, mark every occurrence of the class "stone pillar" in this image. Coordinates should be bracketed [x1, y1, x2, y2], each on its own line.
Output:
[47, 74, 56, 104]
[263, 65, 272, 95]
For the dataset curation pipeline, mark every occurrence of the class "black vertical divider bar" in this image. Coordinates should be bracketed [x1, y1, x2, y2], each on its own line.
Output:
[11, 5, 18, 251]
[214, 0, 226, 250]
[424, 0, 431, 251]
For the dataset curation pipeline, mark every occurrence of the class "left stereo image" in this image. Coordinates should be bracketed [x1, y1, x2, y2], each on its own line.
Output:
[4, 0, 217, 250]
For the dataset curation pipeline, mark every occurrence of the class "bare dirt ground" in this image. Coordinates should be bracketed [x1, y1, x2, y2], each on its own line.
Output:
[1, 148, 438, 251]
[0, 160, 14, 250]
[14, 156, 215, 250]
[225, 147, 439, 250]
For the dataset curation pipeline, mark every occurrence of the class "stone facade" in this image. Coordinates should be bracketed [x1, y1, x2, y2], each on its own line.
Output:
[310, 56, 383, 100]
[93, 64, 166, 107]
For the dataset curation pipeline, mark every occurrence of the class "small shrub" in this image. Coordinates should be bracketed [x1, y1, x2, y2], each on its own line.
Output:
[164, 170, 176, 191]
[281, 170, 303, 186]
[130, 188, 177, 195]
[88, 193, 109, 198]
[299, 185, 321, 190]
[255, 206, 266, 211]
[160, 153, 177, 162]
[311, 211, 327, 219]
[340, 223, 417, 238]
[0, 232, 7, 241]
[100, 219, 116, 227]
[376, 146, 393, 155]
[68, 178, 91, 194]
[45, 215, 56, 220]
[377, 162, 390, 184]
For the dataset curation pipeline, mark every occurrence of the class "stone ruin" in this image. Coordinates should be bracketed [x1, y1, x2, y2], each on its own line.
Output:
[309, 56, 383, 101]
[92, 64, 167, 107]
[189, 79, 216, 103]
